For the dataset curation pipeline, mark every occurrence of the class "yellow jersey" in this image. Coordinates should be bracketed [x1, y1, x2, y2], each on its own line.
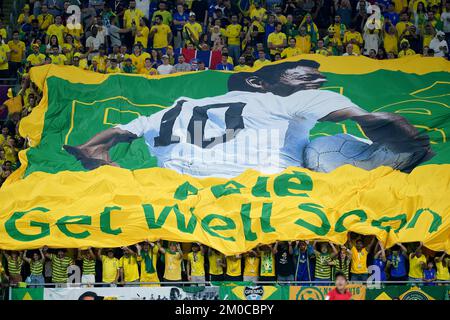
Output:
[396, 21, 413, 36]
[38, 13, 54, 30]
[343, 31, 363, 54]
[135, 26, 150, 48]
[123, 8, 144, 29]
[225, 24, 242, 46]
[295, 35, 312, 53]
[27, 53, 46, 66]
[253, 59, 271, 68]
[164, 251, 182, 280]
[139, 67, 158, 75]
[18, 14, 35, 24]
[409, 254, 426, 279]
[350, 247, 369, 274]
[47, 24, 67, 45]
[8, 41, 26, 63]
[107, 66, 122, 74]
[151, 24, 171, 49]
[234, 65, 251, 71]
[92, 55, 107, 72]
[101, 255, 119, 283]
[250, 7, 267, 21]
[267, 32, 287, 55]
[383, 33, 398, 54]
[188, 252, 205, 276]
[398, 48, 416, 57]
[183, 22, 202, 43]
[226, 256, 242, 276]
[119, 255, 140, 282]
[130, 52, 151, 71]
[436, 259, 449, 280]
[281, 46, 302, 58]
[0, 44, 10, 70]
[243, 256, 260, 277]
[137, 245, 159, 278]
[50, 54, 67, 65]
[209, 251, 224, 275]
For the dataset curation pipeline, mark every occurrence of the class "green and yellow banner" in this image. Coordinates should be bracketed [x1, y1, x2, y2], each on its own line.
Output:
[289, 284, 366, 300]
[0, 55, 449, 253]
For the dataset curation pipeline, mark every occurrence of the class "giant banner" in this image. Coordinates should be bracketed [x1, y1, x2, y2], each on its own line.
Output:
[0, 55, 449, 253]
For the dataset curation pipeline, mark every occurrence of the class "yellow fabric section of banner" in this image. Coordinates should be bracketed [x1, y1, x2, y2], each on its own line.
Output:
[0, 165, 448, 254]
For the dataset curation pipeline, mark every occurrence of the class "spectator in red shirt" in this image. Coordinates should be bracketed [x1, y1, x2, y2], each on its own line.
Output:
[326, 271, 352, 300]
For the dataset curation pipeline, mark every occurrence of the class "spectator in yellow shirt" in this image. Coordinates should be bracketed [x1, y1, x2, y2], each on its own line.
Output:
[26, 43, 46, 66]
[135, 17, 150, 49]
[187, 243, 206, 284]
[396, 12, 413, 36]
[46, 16, 67, 45]
[8, 31, 26, 76]
[183, 12, 203, 45]
[250, 1, 267, 21]
[106, 58, 122, 74]
[97, 248, 119, 285]
[159, 241, 183, 282]
[17, 4, 35, 26]
[383, 23, 399, 55]
[150, 15, 172, 50]
[281, 37, 302, 58]
[119, 246, 140, 285]
[136, 241, 160, 287]
[343, 24, 363, 54]
[49, 45, 67, 65]
[267, 22, 287, 57]
[234, 56, 251, 71]
[315, 39, 330, 56]
[225, 254, 242, 281]
[347, 234, 376, 282]
[130, 44, 151, 71]
[434, 252, 449, 282]
[123, 0, 144, 29]
[253, 50, 272, 68]
[398, 39, 416, 57]
[38, 5, 54, 31]
[408, 243, 427, 283]
[295, 26, 312, 53]
[139, 58, 158, 75]
[225, 15, 242, 65]
[243, 250, 260, 283]
[0, 35, 10, 78]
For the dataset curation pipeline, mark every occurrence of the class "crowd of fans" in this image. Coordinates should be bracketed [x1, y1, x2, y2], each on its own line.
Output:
[0, 233, 449, 288]
[1, 0, 450, 185]
[0, 0, 449, 292]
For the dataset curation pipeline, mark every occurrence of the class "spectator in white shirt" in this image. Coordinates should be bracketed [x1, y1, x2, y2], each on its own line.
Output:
[429, 31, 448, 58]
[157, 54, 175, 74]
[342, 43, 358, 56]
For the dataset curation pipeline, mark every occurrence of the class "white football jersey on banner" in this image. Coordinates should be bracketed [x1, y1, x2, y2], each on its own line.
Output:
[116, 90, 359, 177]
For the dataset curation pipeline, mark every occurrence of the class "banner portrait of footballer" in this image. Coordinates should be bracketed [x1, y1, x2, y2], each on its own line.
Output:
[63, 60, 434, 177]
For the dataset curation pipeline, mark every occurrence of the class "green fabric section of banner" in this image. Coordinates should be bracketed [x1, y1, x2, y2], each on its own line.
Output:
[10, 288, 44, 300]
[24, 70, 450, 177]
[365, 285, 449, 300]
[219, 285, 289, 300]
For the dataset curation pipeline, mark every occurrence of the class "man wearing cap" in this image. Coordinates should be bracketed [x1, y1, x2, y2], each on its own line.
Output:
[183, 12, 203, 45]
[398, 39, 416, 57]
[26, 43, 46, 66]
[429, 31, 448, 57]
[150, 15, 172, 51]
[157, 54, 174, 74]
[64, 59, 433, 177]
